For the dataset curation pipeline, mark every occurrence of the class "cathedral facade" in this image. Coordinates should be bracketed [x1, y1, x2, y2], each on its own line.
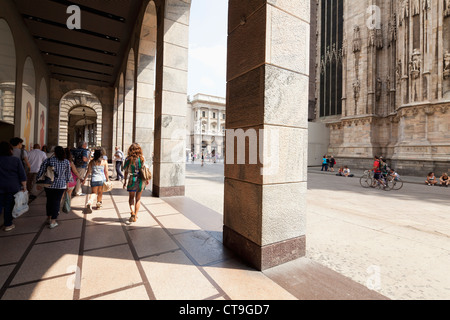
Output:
[312, 0, 450, 174]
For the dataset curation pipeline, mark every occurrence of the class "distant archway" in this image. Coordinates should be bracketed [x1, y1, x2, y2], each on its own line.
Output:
[68, 106, 97, 148]
[59, 90, 102, 148]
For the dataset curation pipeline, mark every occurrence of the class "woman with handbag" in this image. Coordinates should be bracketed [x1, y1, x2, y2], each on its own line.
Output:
[123, 143, 149, 223]
[36, 146, 72, 229]
[82, 149, 109, 213]
[0, 141, 27, 232]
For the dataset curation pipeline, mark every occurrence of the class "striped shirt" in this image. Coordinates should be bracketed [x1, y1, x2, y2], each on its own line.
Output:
[36, 157, 71, 189]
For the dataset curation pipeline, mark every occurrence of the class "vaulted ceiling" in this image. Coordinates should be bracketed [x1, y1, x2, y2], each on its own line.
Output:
[13, 0, 144, 87]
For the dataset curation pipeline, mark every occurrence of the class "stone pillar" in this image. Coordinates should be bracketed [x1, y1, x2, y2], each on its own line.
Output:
[153, 0, 190, 197]
[224, 0, 310, 271]
[136, 2, 157, 162]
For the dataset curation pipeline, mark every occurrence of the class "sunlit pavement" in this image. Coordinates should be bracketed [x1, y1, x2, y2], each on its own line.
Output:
[187, 163, 450, 300]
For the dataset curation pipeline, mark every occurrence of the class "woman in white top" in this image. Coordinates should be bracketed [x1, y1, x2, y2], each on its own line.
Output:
[82, 149, 109, 213]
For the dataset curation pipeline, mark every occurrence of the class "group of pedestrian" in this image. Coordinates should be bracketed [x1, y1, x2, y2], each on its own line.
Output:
[321, 155, 336, 172]
[1, 138, 150, 232]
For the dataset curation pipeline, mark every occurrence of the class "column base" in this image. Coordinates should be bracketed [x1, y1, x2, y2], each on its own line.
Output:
[223, 225, 306, 271]
[152, 185, 185, 197]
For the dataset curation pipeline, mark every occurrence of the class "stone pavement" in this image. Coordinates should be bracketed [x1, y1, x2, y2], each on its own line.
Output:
[186, 163, 450, 300]
[307, 167, 450, 300]
[0, 178, 385, 300]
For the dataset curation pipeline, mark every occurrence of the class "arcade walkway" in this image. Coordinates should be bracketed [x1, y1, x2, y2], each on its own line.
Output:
[0, 179, 385, 300]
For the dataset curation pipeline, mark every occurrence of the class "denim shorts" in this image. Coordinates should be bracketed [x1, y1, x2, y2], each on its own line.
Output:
[91, 180, 104, 187]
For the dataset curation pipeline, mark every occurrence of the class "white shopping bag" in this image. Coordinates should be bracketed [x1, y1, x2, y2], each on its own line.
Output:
[12, 191, 29, 218]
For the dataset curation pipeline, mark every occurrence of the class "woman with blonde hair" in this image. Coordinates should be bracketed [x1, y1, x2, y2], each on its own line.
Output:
[82, 149, 109, 213]
[123, 143, 148, 223]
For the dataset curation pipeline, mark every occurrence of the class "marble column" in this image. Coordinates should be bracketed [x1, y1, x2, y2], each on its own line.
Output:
[136, 2, 157, 163]
[153, 0, 190, 197]
[224, 0, 310, 270]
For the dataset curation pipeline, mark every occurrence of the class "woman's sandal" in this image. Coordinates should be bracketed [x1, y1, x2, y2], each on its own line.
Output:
[129, 214, 137, 223]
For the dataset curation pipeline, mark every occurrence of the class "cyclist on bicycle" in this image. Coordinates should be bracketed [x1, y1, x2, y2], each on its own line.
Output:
[372, 155, 386, 187]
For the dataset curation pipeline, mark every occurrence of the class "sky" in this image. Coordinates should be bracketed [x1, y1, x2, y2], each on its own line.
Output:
[187, 0, 228, 99]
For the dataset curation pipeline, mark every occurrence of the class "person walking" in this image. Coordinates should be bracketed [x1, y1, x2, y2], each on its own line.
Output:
[123, 143, 148, 223]
[114, 146, 125, 181]
[27, 144, 48, 197]
[82, 149, 109, 213]
[63, 148, 82, 207]
[71, 141, 90, 196]
[321, 155, 328, 171]
[329, 155, 336, 172]
[36, 146, 71, 229]
[10, 137, 31, 173]
[0, 141, 27, 232]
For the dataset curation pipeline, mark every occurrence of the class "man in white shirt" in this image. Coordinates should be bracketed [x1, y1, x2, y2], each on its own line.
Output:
[114, 146, 124, 181]
[27, 144, 48, 195]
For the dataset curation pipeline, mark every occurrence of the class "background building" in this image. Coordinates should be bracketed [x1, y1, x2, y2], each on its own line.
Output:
[186, 93, 225, 161]
[312, 0, 450, 175]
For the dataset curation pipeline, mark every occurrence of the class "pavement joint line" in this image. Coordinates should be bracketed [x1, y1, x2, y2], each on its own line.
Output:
[73, 204, 87, 300]
[7, 272, 75, 289]
[82, 242, 129, 253]
[79, 282, 147, 301]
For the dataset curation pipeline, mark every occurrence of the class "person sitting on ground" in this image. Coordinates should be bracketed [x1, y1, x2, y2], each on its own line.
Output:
[336, 166, 344, 176]
[343, 166, 354, 177]
[440, 173, 450, 187]
[390, 168, 400, 181]
[425, 172, 437, 186]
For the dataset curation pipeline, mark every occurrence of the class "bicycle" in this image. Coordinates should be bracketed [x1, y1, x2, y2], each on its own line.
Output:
[386, 174, 403, 190]
[360, 170, 373, 188]
[360, 170, 394, 190]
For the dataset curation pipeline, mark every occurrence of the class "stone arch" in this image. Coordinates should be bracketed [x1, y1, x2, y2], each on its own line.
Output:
[59, 89, 102, 148]
[21, 57, 35, 151]
[38, 78, 48, 148]
[0, 19, 16, 126]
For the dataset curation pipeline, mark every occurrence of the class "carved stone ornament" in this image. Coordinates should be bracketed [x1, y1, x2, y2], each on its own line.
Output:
[444, 51, 450, 79]
[352, 25, 361, 53]
[353, 80, 361, 100]
[399, 0, 410, 26]
[376, 77, 382, 101]
[445, 0, 450, 17]
[409, 49, 421, 79]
